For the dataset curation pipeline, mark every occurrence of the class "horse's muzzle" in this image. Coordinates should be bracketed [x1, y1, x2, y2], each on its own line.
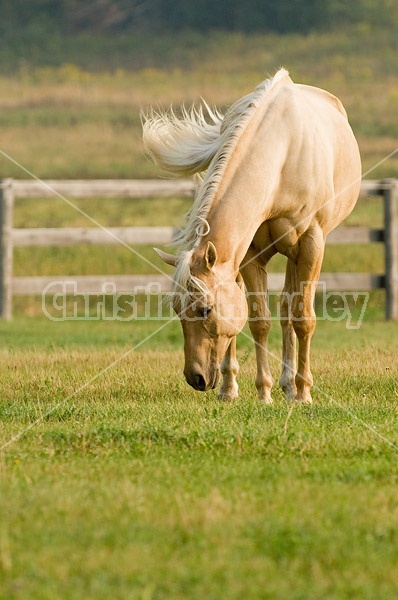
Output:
[185, 367, 220, 392]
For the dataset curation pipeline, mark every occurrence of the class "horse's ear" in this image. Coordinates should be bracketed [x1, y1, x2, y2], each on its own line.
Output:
[204, 241, 217, 270]
[154, 248, 177, 267]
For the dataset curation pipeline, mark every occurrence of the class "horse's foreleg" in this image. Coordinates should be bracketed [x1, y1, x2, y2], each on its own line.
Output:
[218, 336, 239, 401]
[241, 260, 273, 404]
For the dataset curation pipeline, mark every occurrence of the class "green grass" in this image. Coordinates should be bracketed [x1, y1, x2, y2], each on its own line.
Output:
[14, 195, 192, 229]
[1, 318, 398, 599]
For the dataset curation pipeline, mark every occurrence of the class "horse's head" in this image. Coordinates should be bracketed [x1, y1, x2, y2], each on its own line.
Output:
[156, 241, 247, 391]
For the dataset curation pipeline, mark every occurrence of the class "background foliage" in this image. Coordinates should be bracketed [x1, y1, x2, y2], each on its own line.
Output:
[3, 0, 398, 35]
[1, 0, 398, 73]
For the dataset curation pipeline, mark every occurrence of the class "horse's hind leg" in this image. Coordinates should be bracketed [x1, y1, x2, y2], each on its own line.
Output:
[279, 259, 297, 400]
[218, 336, 239, 401]
[291, 227, 325, 403]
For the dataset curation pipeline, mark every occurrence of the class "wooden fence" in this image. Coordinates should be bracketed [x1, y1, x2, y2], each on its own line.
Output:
[0, 177, 397, 320]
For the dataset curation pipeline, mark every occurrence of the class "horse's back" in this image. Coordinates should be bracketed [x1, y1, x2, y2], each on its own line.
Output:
[296, 83, 348, 119]
[268, 77, 361, 231]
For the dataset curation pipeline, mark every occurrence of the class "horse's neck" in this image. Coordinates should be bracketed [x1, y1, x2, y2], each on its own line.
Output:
[201, 156, 284, 272]
[193, 93, 290, 274]
[203, 202, 263, 272]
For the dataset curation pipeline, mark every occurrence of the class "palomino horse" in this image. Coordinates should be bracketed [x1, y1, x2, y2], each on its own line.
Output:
[142, 69, 361, 403]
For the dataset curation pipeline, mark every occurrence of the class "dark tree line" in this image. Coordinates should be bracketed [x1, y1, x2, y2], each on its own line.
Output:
[2, 0, 398, 35]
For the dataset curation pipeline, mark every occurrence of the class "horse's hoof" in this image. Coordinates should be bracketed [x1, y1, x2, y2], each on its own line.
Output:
[258, 390, 273, 405]
[281, 384, 297, 401]
[218, 383, 239, 401]
[294, 392, 313, 404]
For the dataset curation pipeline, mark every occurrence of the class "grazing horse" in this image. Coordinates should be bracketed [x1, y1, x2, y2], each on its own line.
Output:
[142, 69, 361, 403]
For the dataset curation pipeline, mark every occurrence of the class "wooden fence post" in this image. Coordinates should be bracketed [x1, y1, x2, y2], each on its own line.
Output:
[0, 178, 14, 320]
[383, 179, 398, 321]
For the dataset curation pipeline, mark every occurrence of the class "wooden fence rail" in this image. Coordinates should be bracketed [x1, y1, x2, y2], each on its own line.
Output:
[0, 178, 397, 320]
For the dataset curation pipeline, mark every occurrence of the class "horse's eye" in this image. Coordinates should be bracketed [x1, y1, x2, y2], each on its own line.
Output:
[198, 306, 213, 318]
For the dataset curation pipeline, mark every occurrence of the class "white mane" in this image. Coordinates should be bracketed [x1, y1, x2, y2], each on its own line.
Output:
[142, 68, 289, 297]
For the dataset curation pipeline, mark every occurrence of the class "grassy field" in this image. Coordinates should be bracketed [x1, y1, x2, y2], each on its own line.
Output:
[1, 318, 398, 599]
[0, 27, 398, 599]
